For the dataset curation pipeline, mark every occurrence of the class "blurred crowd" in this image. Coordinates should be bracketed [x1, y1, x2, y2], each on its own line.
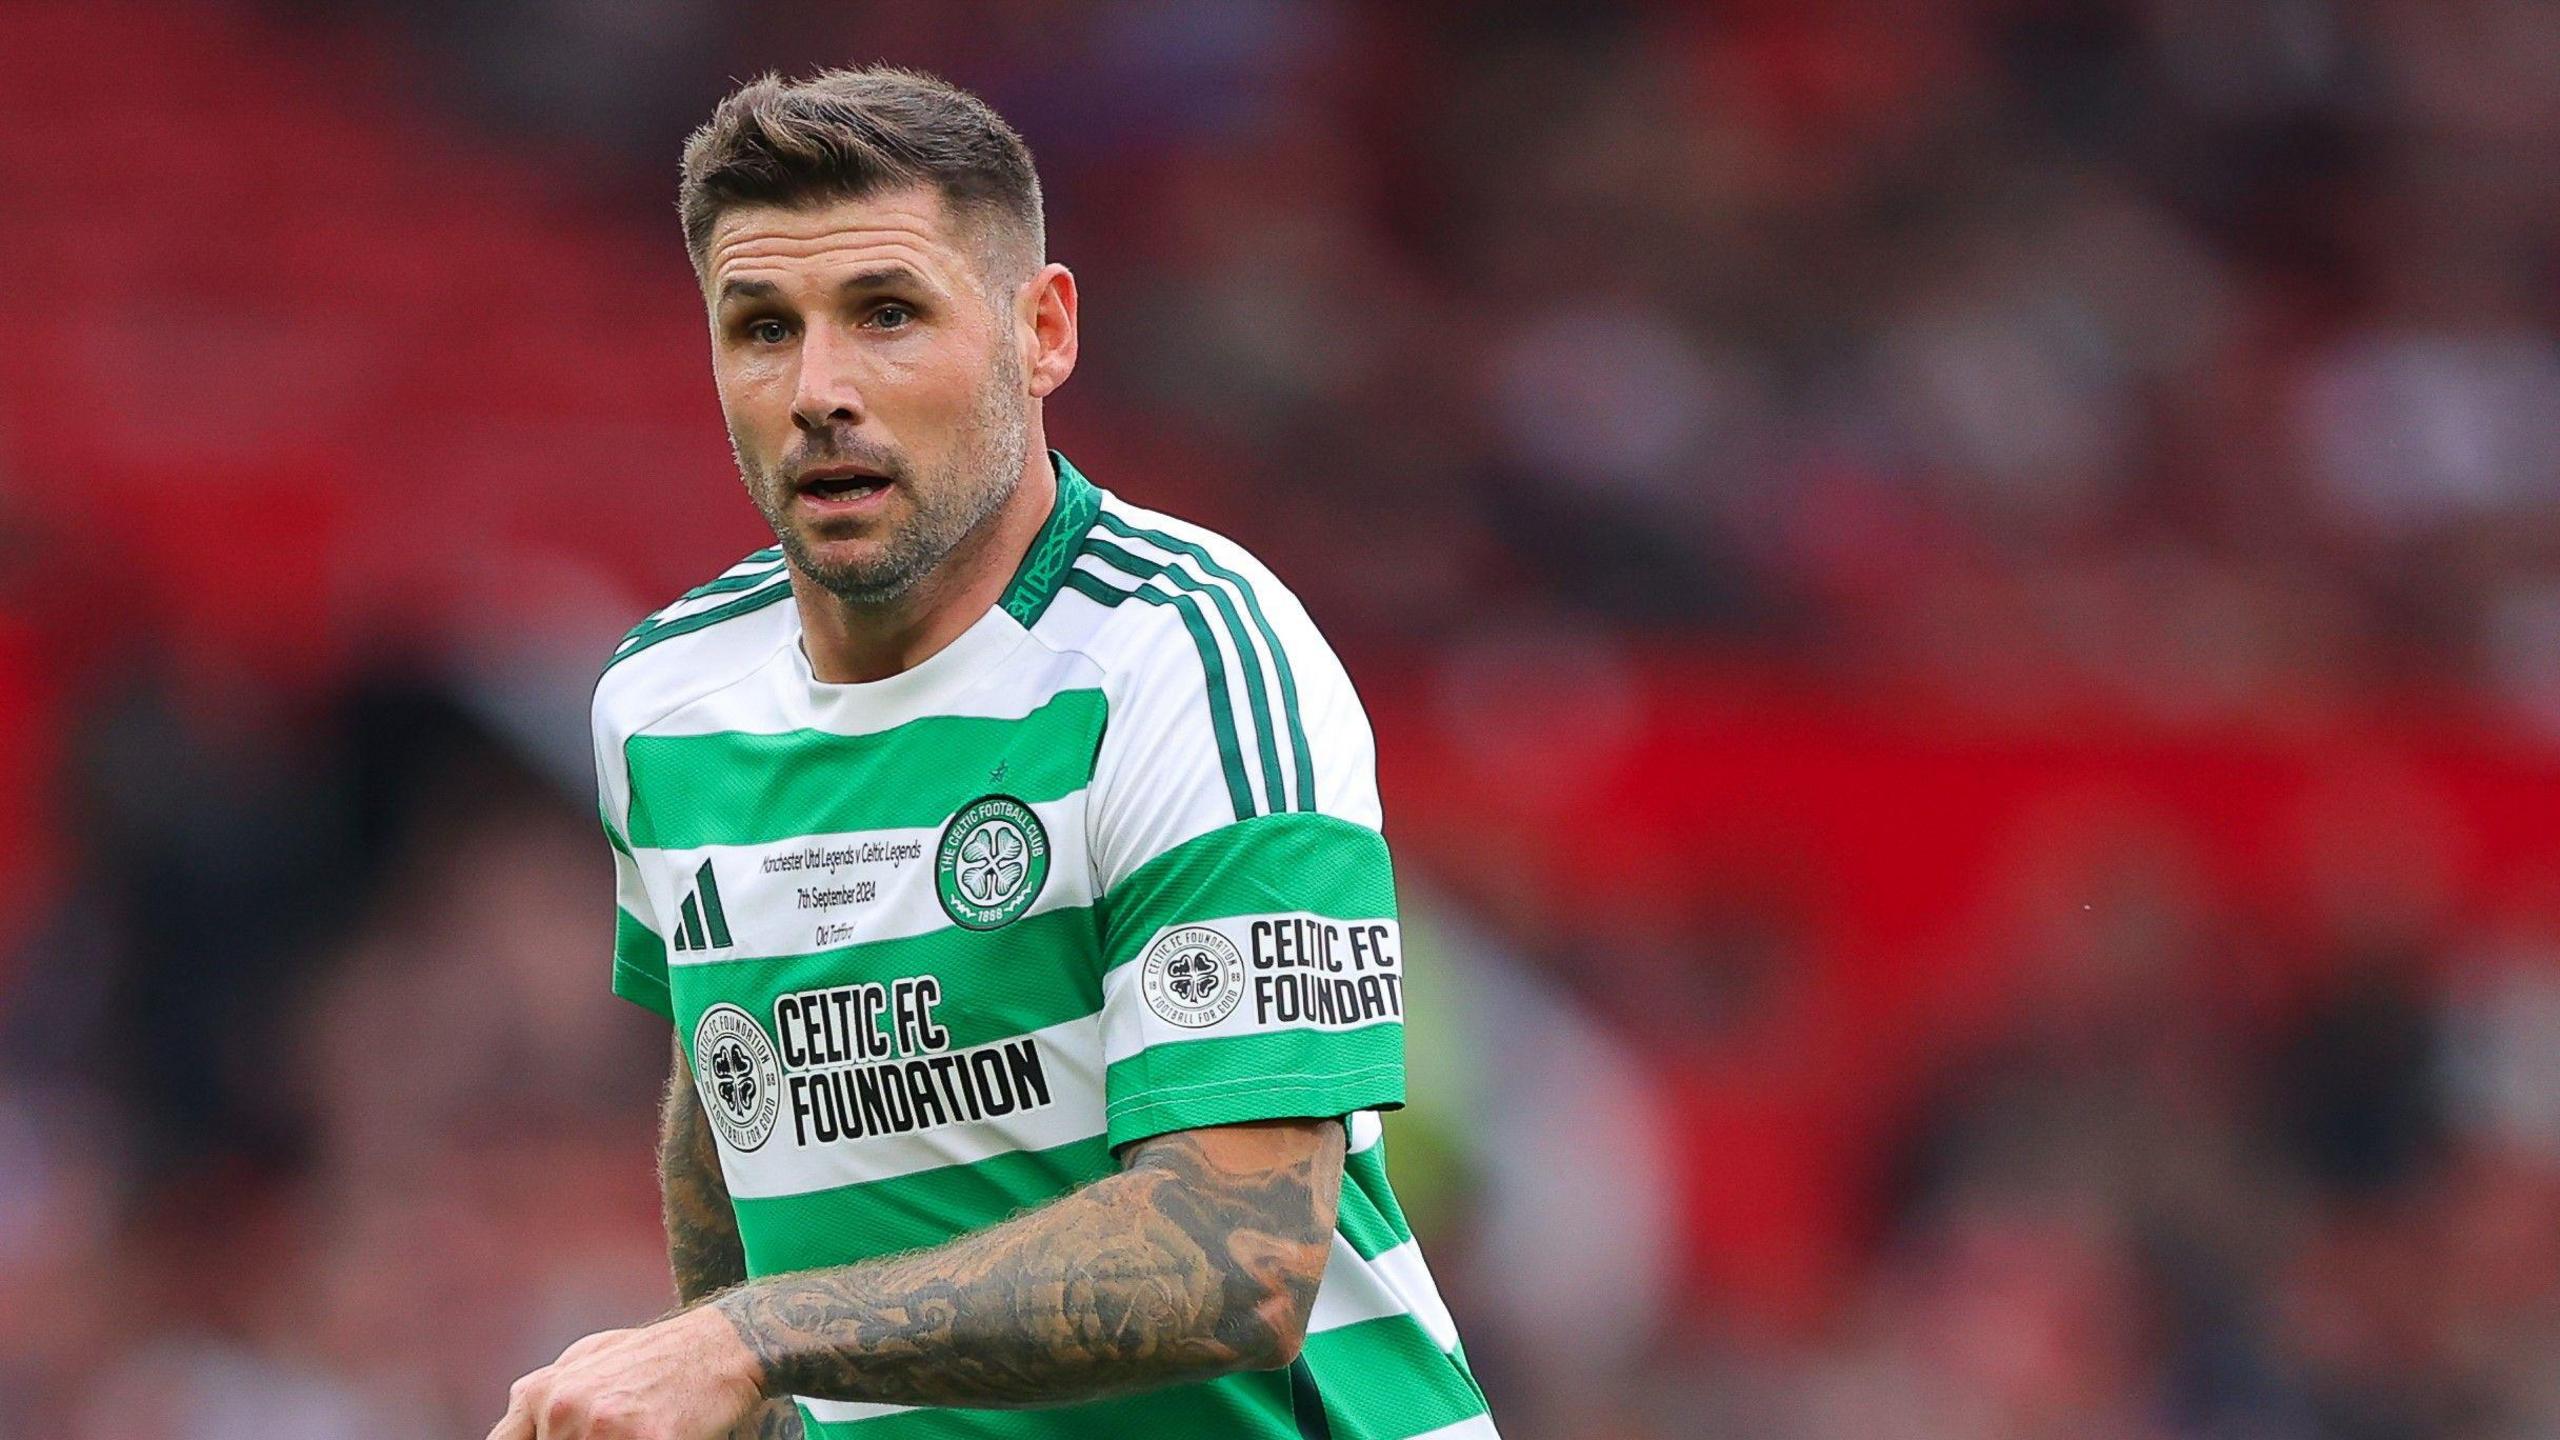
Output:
[7, 1, 2560, 1437]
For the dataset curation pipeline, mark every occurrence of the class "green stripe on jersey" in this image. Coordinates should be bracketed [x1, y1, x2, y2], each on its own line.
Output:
[1094, 510, 1317, 814]
[735, 1135, 1116, 1275]
[613, 959, 672, 1020]
[657, 545, 787, 609]
[1099, 813, 1396, 972]
[1104, 1023, 1405, 1148]
[1300, 1314, 1489, 1439]
[608, 545, 788, 667]
[1062, 568, 1255, 822]
[613, 905, 670, 1018]
[610, 577, 795, 669]
[1339, 1140, 1417, 1261]
[794, 1368, 1300, 1439]
[680, 553, 787, 597]
[1083, 535, 1290, 817]
[614, 905, 665, 967]
[648, 551, 788, 612]
[623, 688, 1106, 850]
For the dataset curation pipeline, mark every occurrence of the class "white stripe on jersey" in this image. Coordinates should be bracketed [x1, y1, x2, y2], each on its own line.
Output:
[649, 792, 1096, 966]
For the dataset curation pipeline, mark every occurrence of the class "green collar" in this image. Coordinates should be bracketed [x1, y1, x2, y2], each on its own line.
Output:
[998, 450, 1104, 628]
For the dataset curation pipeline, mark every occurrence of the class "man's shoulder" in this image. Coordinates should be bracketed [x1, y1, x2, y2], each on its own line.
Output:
[1033, 492, 1337, 689]
[592, 544, 797, 743]
[1042, 490, 1378, 827]
[1048, 491, 1383, 868]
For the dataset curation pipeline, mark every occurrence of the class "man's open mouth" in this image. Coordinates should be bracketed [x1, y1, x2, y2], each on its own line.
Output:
[795, 469, 892, 503]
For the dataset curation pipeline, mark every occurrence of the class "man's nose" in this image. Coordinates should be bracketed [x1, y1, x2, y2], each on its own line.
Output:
[790, 325, 867, 431]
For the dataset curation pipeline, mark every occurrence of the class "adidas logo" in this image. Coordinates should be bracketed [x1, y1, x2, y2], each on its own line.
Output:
[673, 859, 735, 953]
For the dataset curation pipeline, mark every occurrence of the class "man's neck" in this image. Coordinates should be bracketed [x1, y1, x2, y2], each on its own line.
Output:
[793, 440, 1058, 684]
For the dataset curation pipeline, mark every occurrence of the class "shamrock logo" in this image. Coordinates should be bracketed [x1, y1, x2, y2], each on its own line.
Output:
[709, 1036, 760, 1118]
[1165, 947, 1223, 1005]
[1140, 926, 1246, 1027]
[958, 819, 1028, 905]
[936, 797, 1051, 930]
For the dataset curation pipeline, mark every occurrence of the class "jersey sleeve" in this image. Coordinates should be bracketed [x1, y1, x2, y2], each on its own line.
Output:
[595, 688, 674, 1021]
[1088, 567, 1406, 1149]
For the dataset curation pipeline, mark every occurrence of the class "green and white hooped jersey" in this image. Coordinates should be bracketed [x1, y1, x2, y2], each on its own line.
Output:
[594, 455, 1496, 1440]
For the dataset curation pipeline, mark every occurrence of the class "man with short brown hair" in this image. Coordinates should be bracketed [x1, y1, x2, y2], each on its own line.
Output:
[489, 67, 1494, 1440]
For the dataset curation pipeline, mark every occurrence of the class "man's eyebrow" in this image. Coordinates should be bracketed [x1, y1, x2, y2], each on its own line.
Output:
[713, 267, 940, 307]
[835, 264, 936, 296]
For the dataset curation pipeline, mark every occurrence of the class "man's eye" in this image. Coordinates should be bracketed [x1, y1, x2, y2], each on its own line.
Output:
[869, 304, 915, 330]
[747, 319, 790, 344]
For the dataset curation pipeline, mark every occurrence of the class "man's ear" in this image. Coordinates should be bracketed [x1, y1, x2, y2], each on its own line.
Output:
[1024, 262, 1079, 400]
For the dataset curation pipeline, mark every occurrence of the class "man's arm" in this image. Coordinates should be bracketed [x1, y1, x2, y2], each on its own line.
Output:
[717, 1117, 1344, 1407]
[662, 1040, 748, 1304]
[493, 1118, 1343, 1437]
[661, 1040, 805, 1440]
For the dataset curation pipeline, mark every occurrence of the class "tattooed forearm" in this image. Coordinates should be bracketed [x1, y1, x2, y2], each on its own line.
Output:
[727, 1399, 805, 1439]
[710, 1120, 1343, 1410]
[663, 1040, 796, 1436]
[662, 1038, 748, 1305]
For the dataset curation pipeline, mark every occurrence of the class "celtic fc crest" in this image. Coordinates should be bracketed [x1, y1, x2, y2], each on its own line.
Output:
[936, 795, 1050, 930]
[691, 1003, 781, 1151]
[1140, 925, 1246, 1028]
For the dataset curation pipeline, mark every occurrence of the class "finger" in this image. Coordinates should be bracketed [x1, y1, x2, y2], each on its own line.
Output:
[485, 1392, 537, 1440]
[537, 1387, 595, 1440]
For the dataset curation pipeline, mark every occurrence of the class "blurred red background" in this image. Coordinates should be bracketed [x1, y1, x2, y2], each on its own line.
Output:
[8, 2, 2560, 1437]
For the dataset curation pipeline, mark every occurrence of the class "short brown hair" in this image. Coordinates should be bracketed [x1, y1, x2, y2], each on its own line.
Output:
[677, 66, 1043, 282]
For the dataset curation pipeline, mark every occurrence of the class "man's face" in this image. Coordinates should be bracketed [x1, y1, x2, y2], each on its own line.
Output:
[703, 186, 1031, 604]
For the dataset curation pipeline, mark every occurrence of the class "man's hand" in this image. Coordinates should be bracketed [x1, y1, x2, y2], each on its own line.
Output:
[502, 1115, 1341, 1431]
[489, 1306, 768, 1440]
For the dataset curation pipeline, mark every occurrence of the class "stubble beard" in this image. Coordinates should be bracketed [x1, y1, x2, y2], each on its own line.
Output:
[736, 345, 1032, 608]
